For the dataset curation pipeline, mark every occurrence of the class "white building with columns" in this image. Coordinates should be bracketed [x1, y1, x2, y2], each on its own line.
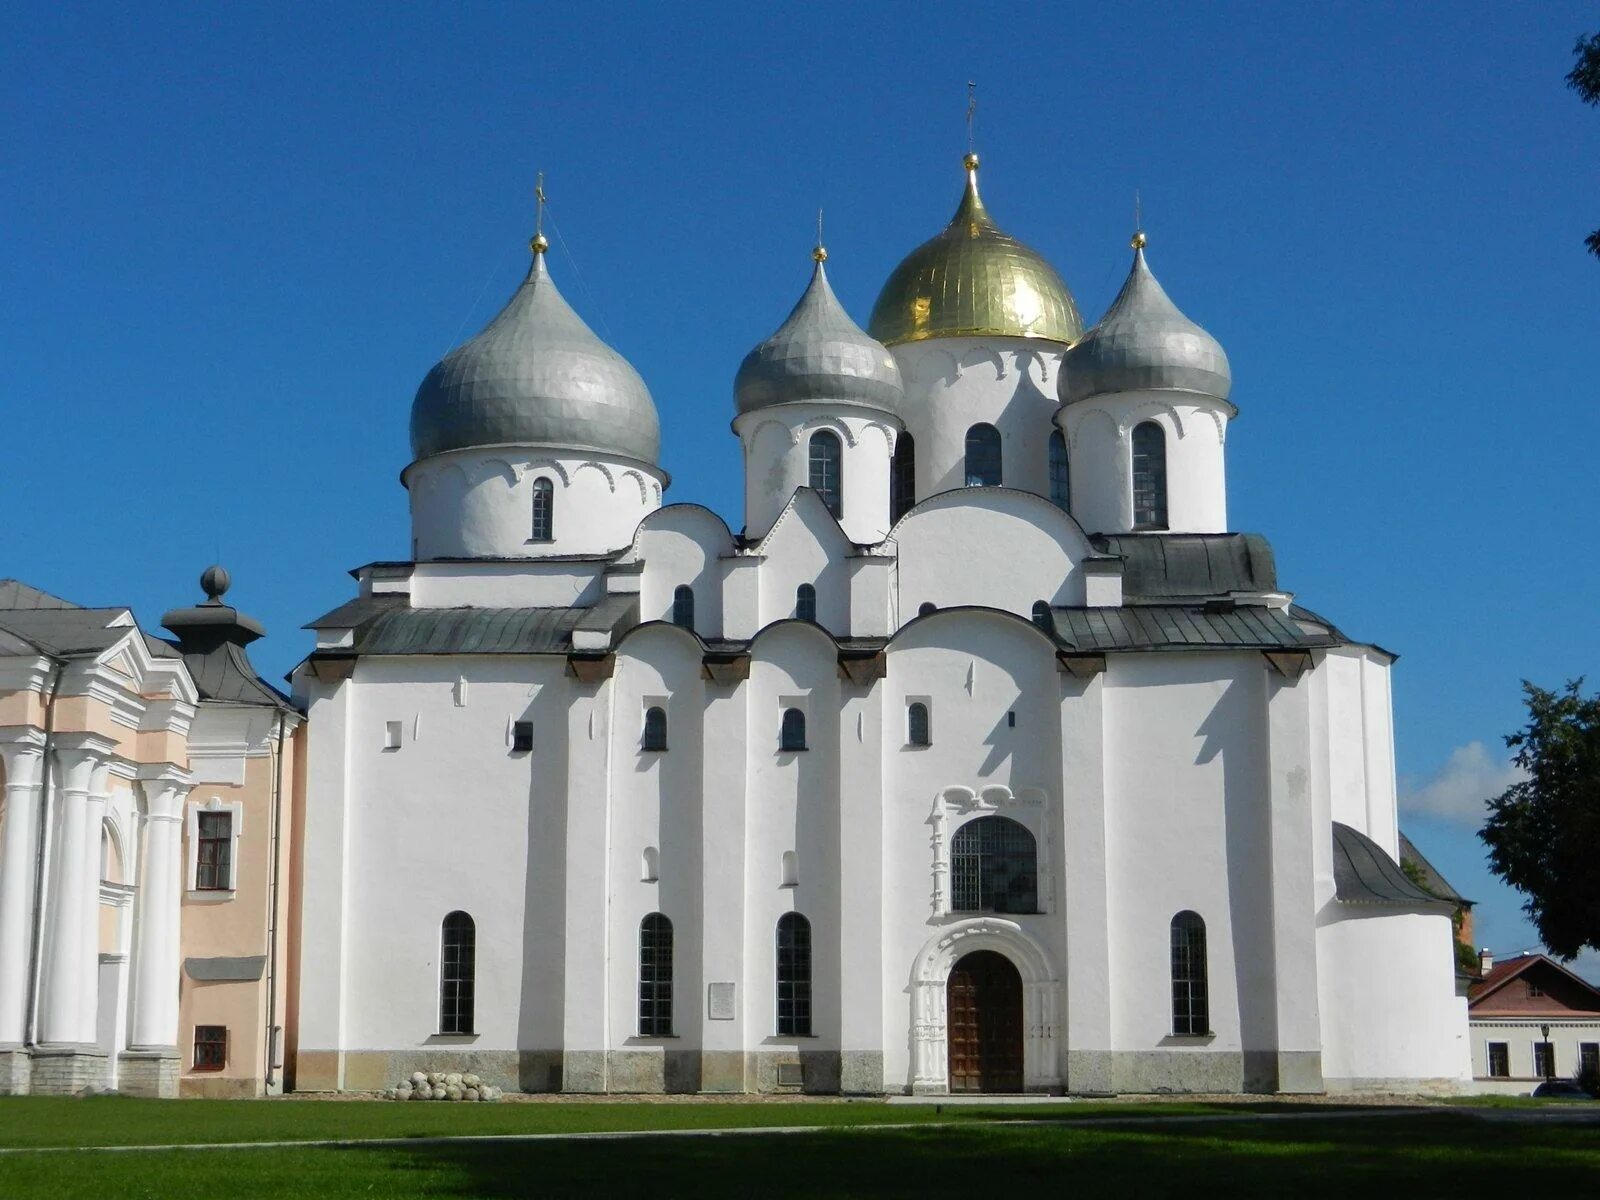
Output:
[0, 573, 302, 1097]
[292, 156, 1471, 1096]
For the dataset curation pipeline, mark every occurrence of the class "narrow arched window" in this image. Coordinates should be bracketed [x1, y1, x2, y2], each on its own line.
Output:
[907, 701, 931, 747]
[440, 911, 475, 1035]
[1031, 600, 1055, 634]
[1048, 430, 1070, 512]
[641, 846, 660, 882]
[776, 913, 812, 1037]
[795, 583, 817, 623]
[950, 815, 1037, 914]
[779, 708, 807, 752]
[530, 477, 554, 542]
[671, 585, 695, 631]
[891, 432, 916, 522]
[1171, 911, 1208, 1035]
[642, 706, 668, 752]
[965, 423, 1002, 487]
[809, 430, 843, 518]
[1132, 421, 1168, 529]
[780, 850, 799, 887]
[638, 913, 673, 1036]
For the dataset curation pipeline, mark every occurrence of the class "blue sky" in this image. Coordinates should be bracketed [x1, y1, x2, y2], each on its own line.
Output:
[4, 3, 1598, 977]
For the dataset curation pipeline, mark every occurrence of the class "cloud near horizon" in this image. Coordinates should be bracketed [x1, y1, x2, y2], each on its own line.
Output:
[1399, 741, 1526, 824]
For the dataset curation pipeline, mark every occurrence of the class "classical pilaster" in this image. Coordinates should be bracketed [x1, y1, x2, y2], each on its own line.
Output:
[1264, 665, 1324, 1093]
[126, 767, 191, 1074]
[836, 687, 885, 1094]
[561, 677, 613, 1092]
[0, 729, 47, 1092]
[697, 677, 749, 1092]
[36, 734, 116, 1050]
[1059, 671, 1113, 1093]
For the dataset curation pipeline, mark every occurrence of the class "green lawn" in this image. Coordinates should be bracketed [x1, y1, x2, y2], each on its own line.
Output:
[0, 1111, 1597, 1199]
[1, 1098, 1597, 1199]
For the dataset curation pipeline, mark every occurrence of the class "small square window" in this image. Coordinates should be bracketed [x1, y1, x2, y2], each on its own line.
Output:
[383, 720, 403, 750]
[1006, 711, 1016, 728]
[194, 1025, 227, 1071]
[1527, 981, 1545, 997]
[511, 721, 534, 753]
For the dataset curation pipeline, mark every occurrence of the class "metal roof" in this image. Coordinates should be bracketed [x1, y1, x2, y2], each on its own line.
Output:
[351, 606, 591, 656]
[0, 608, 137, 656]
[1092, 533, 1277, 600]
[185, 955, 266, 982]
[1332, 822, 1454, 911]
[0, 579, 80, 610]
[1398, 831, 1471, 905]
[1060, 243, 1231, 406]
[1047, 603, 1330, 653]
[305, 595, 405, 630]
[735, 256, 905, 417]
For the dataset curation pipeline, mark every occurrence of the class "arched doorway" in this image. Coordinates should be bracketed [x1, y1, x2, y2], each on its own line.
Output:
[946, 950, 1023, 1093]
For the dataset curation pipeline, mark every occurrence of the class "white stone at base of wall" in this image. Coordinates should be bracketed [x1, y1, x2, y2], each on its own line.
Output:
[118, 1050, 179, 1099]
[0, 1047, 31, 1095]
[28, 1046, 108, 1095]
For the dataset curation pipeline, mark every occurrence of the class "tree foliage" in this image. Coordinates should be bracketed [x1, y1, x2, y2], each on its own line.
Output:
[1479, 680, 1600, 959]
[1569, 32, 1600, 257]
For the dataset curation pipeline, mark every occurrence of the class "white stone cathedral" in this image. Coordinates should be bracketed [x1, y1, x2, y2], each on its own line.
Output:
[292, 156, 1472, 1096]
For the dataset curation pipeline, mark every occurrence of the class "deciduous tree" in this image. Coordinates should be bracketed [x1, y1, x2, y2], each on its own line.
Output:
[1568, 32, 1600, 257]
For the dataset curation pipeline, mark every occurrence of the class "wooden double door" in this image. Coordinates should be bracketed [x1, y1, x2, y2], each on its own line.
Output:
[946, 950, 1024, 1093]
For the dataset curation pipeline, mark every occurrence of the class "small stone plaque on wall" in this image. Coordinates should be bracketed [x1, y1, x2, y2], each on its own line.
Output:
[707, 982, 736, 1020]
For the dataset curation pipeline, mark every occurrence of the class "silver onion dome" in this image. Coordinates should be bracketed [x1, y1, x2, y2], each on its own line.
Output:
[1059, 236, 1231, 406]
[734, 248, 905, 417]
[410, 246, 660, 465]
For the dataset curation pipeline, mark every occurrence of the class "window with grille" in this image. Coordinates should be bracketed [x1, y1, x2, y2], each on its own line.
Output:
[891, 432, 916, 522]
[1534, 1040, 1556, 1078]
[1170, 911, 1209, 1036]
[1487, 1042, 1510, 1077]
[779, 708, 807, 752]
[1132, 421, 1168, 529]
[965, 424, 1002, 487]
[193, 1025, 227, 1071]
[776, 913, 812, 1037]
[642, 706, 668, 752]
[196, 812, 232, 891]
[795, 583, 817, 623]
[530, 477, 554, 542]
[907, 702, 931, 747]
[440, 911, 475, 1035]
[950, 816, 1037, 913]
[809, 431, 843, 517]
[638, 913, 674, 1036]
[1048, 430, 1070, 511]
[671, 585, 695, 631]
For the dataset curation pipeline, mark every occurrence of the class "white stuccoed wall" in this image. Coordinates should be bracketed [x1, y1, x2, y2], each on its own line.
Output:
[1059, 392, 1231, 534]
[406, 448, 664, 560]
[734, 406, 900, 544]
[891, 338, 1065, 501]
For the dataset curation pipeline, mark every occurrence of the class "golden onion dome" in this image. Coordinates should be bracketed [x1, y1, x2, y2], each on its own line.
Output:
[867, 154, 1083, 347]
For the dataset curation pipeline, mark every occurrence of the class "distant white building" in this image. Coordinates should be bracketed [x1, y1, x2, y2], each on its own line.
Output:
[292, 156, 1471, 1095]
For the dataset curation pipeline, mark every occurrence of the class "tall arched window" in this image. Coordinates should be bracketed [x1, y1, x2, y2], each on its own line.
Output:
[642, 706, 668, 752]
[440, 911, 476, 1035]
[1132, 421, 1168, 529]
[795, 583, 817, 623]
[891, 432, 916, 522]
[671, 585, 695, 631]
[530, 477, 554, 542]
[638, 913, 674, 1036]
[809, 430, 843, 518]
[907, 701, 931, 747]
[779, 708, 807, 752]
[1170, 911, 1209, 1035]
[1031, 600, 1055, 634]
[965, 423, 1002, 487]
[776, 913, 813, 1036]
[950, 816, 1037, 914]
[1048, 430, 1070, 512]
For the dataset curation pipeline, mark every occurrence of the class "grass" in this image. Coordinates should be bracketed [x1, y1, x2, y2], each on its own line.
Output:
[0, 1110, 1597, 1198]
[0, 1095, 1261, 1149]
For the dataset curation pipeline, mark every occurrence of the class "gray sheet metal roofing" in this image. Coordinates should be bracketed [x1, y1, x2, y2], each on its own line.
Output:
[1047, 603, 1331, 653]
[1398, 831, 1471, 905]
[1059, 244, 1231, 406]
[184, 955, 266, 983]
[1332, 822, 1454, 911]
[351, 606, 591, 655]
[409, 251, 660, 465]
[1093, 532, 1276, 600]
[734, 257, 905, 417]
[0, 608, 139, 656]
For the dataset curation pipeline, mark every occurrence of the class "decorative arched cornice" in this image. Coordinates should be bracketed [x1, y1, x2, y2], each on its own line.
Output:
[512, 458, 574, 486]
[911, 916, 1058, 986]
[572, 459, 618, 493]
[1062, 406, 1118, 453]
[956, 345, 1007, 381]
[1121, 401, 1187, 441]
